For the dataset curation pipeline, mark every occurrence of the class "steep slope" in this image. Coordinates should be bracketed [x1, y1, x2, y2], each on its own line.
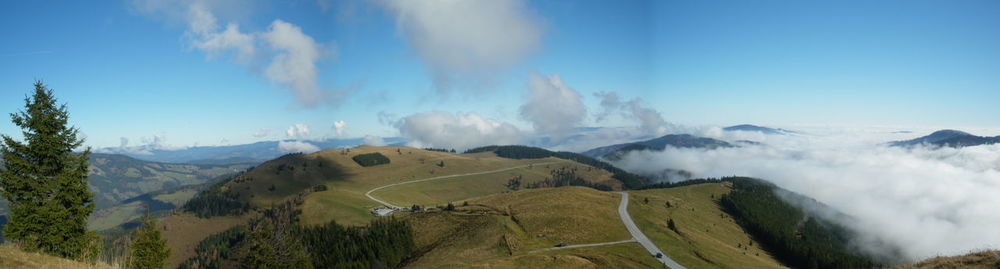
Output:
[890, 129, 1000, 148]
[582, 134, 734, 160]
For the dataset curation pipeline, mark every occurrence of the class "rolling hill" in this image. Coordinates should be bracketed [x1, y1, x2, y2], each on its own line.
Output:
[889, 129, 1000, 148]
[0, 153, 252, 218]
[582, 134, 734, 160]
[723, 124, 797, 135]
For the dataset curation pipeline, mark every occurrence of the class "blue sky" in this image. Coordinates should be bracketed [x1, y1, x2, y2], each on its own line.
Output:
[2, 0, 998, 149]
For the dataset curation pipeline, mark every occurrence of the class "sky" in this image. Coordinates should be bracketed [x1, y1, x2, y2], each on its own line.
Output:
[2, 0, 999, 149]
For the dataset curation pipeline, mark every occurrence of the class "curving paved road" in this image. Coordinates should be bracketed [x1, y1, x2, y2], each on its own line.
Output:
[619, 192, 687, 269]
[365, 161, 564, 210]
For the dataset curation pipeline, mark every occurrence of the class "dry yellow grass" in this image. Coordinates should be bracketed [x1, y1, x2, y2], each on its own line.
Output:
[401, 186, 656, 268]
[0, 244, 116, 269]
[298, 146, 601, 226]
[160, 211, 253, 268]
[895, 251, 1000, 269]
[627, 182, 786, 269]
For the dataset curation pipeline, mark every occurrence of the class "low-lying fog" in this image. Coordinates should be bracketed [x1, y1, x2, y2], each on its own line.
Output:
[614, 126, 1000, 263]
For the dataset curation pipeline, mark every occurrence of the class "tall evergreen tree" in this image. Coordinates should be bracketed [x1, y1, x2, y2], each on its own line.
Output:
[128, 213, 171, 269]
[0, 81, 95, 258]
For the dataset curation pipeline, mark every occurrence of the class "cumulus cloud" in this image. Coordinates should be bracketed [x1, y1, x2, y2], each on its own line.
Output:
[394, 111, 521, 150]
[613, 127, 1000, 263]
[378, 0, 541, 90]
[278, 140, 320, 153]
[132, 0, 340, 107]
[363, 135, 386, 146]
[593, 91, 672, 136]
[332, 120, 347, 136]
[99, 134, 185, 155]
[520, 73, 586, 137]
[253, 128, 271, 137]
[285, 123, 311, 138]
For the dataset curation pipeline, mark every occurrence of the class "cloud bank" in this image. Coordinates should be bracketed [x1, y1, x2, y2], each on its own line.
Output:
[394, 111, 521, 150]
[378, 0, 541, 90]
[614, 128, 1000, 263]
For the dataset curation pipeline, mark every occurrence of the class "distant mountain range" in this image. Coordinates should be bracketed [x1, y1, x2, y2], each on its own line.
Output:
[0, 153, 253, 217]
[97, 137, 406, 164]
[723, 124, 798, 135]
[582, 134, 735, 160]
[890, 129, 1000, 148]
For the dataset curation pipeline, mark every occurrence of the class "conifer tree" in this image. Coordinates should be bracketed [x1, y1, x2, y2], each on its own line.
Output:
[0, 81, 95, 258]
[128, 213, 170, 269]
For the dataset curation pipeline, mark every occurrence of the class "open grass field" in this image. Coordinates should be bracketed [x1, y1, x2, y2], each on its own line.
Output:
[373, 161, 615, 207]
[627, 182, 786, 269]
[400, 186, 659, 268]
[0, 244, 116, 269]
[294, 146, 616, 226]
[160, 212, 253, 268]
[895, 251, 1000, 269]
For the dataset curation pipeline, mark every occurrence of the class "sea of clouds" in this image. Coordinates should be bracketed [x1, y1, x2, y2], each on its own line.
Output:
[614, 126, 1000, 263]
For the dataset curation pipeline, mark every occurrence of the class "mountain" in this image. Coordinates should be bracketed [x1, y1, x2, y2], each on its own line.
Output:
[582, 134, 735, 159]
[723, 124, 797, 135]
[0, 153, 253, 217]
[97, 137, 406, 164]
[889, 130, 1000, 148]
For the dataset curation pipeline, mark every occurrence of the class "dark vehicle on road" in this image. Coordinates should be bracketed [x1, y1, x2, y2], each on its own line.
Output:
[655, 253, 663, 258]
[555, 243, 567, 247]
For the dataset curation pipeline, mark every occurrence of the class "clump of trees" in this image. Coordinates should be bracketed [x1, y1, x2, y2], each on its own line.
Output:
[181, 202, 416, 269]
[423, 148, 455, 153]
[127, 213, 171, 269]
[525, 167, 613, 191]
[352, 152, 391, 167]
[181, 178, 252, 218]
[464, 145, 647, 189]
[0, 81, 98, 260]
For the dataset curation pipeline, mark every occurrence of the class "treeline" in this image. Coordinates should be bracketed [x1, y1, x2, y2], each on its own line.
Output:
[300, 217, 415, 268]
[718, 177, 881, 269]
[516, 167, 613, 191]
[352, 152, 391, 167]
[181, 202, 415, 269]
[181, 176, 252, 218]
[424, 148, 456, 153]
[639, 178, 725, 190]
[464, 145, 647, 189]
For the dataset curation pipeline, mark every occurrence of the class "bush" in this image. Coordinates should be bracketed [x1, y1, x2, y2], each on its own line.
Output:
[352, 153, 391, 167]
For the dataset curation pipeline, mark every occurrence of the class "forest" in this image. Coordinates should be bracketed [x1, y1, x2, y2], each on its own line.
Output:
[716, 177, 881, 269]
[464, 145, 647, 189]
[181, 176, 252, 218]
[352, 152, 391, 167]
[180, 202, 415, 269]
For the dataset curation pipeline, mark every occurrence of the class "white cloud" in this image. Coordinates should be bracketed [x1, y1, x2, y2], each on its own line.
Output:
[520, 73, 586, 137]
[613, 127, 1000, 263]
[593, 91, 672, 136]
[395, 111, 521, 150]
[253, 128, 271, 137]
[285, 123, 311, 138]
[278, 140, 320, 153]
[132, 0, 340, 107]
[261, 20, 334, 108]
[378, 0, 541, 90]
[333, 120, 347, 136]
[363, 135, 386, 146]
